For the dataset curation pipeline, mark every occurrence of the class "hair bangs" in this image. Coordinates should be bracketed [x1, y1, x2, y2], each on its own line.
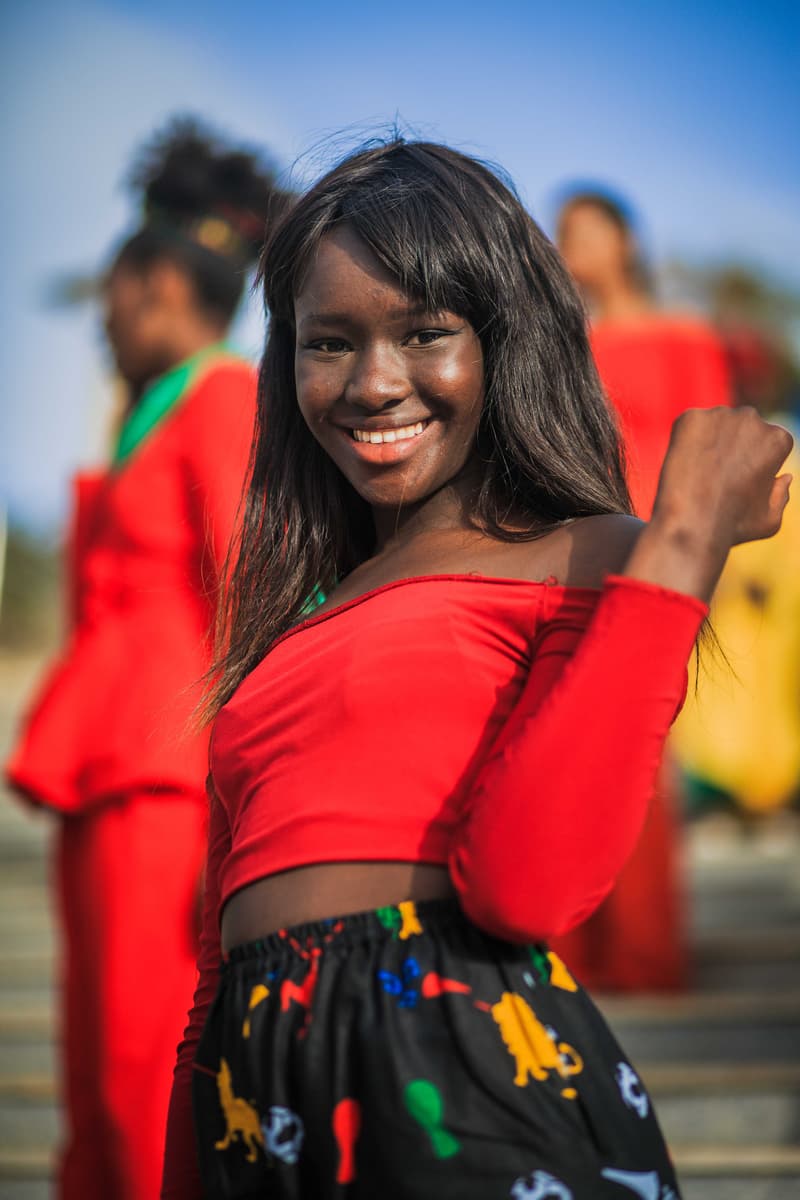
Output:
[339, 178, 481, 324]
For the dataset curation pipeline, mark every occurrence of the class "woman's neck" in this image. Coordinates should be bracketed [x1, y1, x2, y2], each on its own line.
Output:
[590, 273, 652, 323]
[127, 328, 225, 408]
[371, 474, 480, 556]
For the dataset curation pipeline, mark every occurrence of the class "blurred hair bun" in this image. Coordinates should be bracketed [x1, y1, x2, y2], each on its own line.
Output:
[128, 116, 288, 264]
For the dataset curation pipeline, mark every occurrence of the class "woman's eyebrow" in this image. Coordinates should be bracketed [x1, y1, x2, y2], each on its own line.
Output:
[298, 304, 434, 330]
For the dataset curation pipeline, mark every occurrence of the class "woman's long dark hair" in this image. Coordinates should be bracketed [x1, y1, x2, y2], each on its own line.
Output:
[208, 139, 631, 715]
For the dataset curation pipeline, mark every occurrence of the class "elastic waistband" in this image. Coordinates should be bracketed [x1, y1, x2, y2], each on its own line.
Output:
[223, 897, 472, 966]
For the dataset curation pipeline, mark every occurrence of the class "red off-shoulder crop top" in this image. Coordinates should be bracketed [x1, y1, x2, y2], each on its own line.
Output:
[162, 572, 706, 1198]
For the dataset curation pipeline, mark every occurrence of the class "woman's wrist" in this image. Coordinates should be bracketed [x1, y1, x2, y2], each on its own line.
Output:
[620, 512, 730, 604]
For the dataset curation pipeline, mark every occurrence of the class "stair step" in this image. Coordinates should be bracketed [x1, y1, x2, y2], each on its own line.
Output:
[658, 1088, 800, 1147]
[600, 991, 800, 1023]
[0, 1012, 53, 1038]
[0, 1184, 50, 1200]
[0, 1075, 54, 1102]
[0, 1103, 58, 1150]
[692, 892, 800, 931]
[0, 1044, 55, 1078]
[675, 1143, 800, 1174]
[693, 958, 800, 991]
[680, 1179, 800, 1200]
[0, 952, 54, 987]
[691, 927, 800, 963]
[0, 862, 48, 889]
[643, 1061, 800, 1092]
[0, 1148, 52, 1182]
[0, 983, 54, 1036]
[607, 1019, 800, 1064]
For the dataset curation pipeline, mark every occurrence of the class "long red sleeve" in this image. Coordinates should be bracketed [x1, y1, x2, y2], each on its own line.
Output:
[162, 781, 228, 1199]
[449, 575, 706, 942]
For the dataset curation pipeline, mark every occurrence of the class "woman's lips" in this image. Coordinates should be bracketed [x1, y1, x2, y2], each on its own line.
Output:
[352, 420, 427, 445]
[335, 419, 433, 464]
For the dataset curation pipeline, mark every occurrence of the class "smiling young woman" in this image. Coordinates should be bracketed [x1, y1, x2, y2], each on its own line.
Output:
[161, 141, 792, 1200]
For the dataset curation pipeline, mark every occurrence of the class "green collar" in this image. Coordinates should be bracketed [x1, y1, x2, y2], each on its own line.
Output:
[112, 343, 230, 467]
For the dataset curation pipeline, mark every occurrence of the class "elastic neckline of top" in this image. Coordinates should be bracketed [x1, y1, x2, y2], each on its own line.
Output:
[270, 572, 603, 655]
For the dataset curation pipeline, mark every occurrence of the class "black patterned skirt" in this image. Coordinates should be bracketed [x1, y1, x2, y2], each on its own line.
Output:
[192, 898, 681, 1199]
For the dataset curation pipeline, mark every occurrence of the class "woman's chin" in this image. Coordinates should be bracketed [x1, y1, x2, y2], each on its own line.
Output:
[351, 480, 430, 510]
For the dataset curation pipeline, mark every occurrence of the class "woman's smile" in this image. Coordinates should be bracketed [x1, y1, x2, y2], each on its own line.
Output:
[333, 417, 434, 464]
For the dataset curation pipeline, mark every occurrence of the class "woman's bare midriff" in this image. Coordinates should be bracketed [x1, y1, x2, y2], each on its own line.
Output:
[220, 862, 457, 954]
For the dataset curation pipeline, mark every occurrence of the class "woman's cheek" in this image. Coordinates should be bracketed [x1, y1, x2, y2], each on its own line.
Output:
[297, 366, 338, 419]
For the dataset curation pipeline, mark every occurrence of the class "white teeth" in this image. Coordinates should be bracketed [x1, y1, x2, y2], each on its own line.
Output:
[353, 421, 427, 444]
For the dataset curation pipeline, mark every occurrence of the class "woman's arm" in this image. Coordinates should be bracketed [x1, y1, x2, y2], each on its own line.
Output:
[449, 574, 705, 942]
[450, 407, 793, 944]
[161, 780, 230, 1199]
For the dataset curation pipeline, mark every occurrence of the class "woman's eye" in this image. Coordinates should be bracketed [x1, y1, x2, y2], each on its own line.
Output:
[307, 338, 349, 354]
[408, 329, 450, 347]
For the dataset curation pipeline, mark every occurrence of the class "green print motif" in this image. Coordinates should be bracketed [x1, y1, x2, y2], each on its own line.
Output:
[376, 901, 424, 940]
[403, 1079, 461, 1159]
[376, 906, 403, 937]
[528, 945, 551, 985]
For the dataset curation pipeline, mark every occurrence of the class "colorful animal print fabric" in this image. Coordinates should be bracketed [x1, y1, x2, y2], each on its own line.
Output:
[192, 899, 681, 1198]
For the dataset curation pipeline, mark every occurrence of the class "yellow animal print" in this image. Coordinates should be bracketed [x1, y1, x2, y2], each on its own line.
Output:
[214, 1057, 264, 1163]
[398, 900, 423, 940]
[547, 952, 578, 992]
[242, 984, 270, 1038]
[553, 1038, 583, 1099]
[490, 992, 572, 1089]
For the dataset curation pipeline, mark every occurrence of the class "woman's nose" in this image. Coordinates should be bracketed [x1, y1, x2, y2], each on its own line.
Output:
[345, 344, 411, 410]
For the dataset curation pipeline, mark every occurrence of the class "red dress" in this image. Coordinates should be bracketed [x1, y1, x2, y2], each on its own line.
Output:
[7, 358, 256, 1200]
[551, 314, 731, 991]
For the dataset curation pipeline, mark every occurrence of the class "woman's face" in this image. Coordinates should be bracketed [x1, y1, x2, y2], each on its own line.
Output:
[104, 260, 191, 389]
[104, 264, 163, 387]
[294, 225, 485, 512]
[557, 202, 629, 293]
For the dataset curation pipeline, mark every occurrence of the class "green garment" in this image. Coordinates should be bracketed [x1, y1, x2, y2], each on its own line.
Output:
[301, 583, 328, 616]
[112, 343, 230, 467]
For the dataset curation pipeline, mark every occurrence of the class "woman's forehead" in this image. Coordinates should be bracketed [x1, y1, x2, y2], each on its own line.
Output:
[294, 226, 414, 319]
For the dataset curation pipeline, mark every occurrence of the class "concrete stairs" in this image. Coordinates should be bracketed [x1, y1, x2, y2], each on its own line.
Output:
[598, 841, 800, 1199]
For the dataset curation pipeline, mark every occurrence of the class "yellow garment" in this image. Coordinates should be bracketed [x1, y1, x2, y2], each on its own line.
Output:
[673, 446, 800, 812]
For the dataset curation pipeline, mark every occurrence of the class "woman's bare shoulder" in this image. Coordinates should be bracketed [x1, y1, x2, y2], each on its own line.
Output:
[504, 513, 644, 589]
[561, 514, 644, 587]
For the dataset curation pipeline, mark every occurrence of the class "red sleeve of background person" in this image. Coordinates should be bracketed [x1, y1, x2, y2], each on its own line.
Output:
[592, 316, 732, 518]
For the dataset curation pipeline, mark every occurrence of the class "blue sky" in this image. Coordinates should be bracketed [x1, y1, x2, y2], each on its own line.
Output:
[2, 0, 798, 531]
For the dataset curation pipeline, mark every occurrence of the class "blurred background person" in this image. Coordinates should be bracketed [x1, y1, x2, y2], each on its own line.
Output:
[4, 118, 284, 1200]
[672, 267, 800, 835]
[557, 189, 732, 518]
[554, 189, 732, 992]
[672, 457, 800, 830]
